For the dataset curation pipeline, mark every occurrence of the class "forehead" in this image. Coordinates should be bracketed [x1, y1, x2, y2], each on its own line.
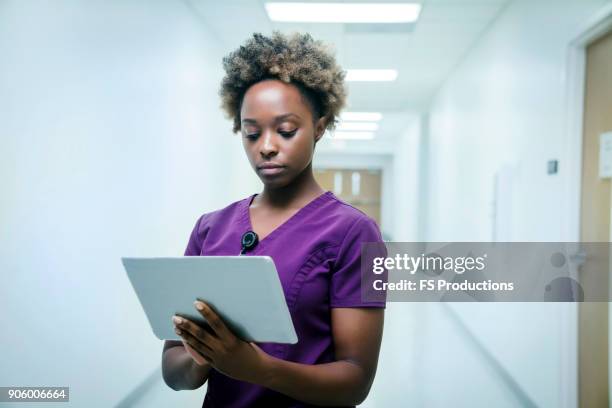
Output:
[241, 79, 309, 118]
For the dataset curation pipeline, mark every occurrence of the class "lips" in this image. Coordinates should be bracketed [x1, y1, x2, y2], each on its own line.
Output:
[257, 163, 286, 176]
[257, 162, 285, 169]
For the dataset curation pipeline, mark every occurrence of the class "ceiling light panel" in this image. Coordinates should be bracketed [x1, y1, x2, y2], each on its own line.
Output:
[265, 3, 422, 23]
[340, 112, 383, 121]
[331, 131, 375, 140]
[337, 122, 379, 131]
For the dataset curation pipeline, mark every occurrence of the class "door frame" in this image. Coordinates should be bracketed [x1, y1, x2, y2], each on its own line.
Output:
[565, 4, 612, 408]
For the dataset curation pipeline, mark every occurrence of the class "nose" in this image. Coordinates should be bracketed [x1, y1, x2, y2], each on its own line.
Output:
[259, 130, 278, 158]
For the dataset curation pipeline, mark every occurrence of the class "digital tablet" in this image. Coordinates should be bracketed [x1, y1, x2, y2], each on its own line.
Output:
[122, 256, 298, 344]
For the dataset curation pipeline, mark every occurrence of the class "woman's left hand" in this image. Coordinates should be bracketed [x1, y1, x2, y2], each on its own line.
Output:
[173, 300, 271, 384]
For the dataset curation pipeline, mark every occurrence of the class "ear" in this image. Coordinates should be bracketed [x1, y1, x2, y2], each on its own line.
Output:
[314, 116, 327, 143]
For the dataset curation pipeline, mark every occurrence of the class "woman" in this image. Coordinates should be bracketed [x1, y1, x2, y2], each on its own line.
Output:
[162, 31, 386, 407]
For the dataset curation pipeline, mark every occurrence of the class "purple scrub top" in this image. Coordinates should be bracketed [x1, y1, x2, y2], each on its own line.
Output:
[184, 190, 386, 408]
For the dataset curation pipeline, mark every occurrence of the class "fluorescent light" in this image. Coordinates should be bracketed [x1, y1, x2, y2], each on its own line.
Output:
[265, 3, 421, 23]
[345, 69, 398, 82]
[337, 121, 379, 131]
[341, 112, 383, 121]
[331, 131, 375, 140]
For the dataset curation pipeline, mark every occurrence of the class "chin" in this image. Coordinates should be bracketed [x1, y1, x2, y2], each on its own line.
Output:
[260, 175, 294, 189]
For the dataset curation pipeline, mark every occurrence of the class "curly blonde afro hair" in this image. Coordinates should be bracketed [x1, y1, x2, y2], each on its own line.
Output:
[219, 31, 347, 133]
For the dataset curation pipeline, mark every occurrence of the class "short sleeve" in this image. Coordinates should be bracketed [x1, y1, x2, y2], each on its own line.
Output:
[184, 214, 205, 256]
[330, 216, 388, 308]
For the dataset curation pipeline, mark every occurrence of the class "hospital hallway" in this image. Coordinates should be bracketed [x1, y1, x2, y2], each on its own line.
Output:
[2, 0, 612, 407]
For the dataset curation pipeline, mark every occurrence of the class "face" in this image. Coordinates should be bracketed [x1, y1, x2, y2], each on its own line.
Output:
[240, 79, 326, 188]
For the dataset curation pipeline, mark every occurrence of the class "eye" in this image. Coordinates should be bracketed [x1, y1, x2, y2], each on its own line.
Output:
[278, 129, 298, 137]
[244, 133, 260, 140]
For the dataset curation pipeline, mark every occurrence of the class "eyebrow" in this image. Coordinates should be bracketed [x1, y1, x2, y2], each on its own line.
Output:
[241, 113, 302, 125]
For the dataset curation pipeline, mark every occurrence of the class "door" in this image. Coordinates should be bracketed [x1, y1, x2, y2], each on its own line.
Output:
[579, 29, 612, 408]
[314, 168, 382, 226]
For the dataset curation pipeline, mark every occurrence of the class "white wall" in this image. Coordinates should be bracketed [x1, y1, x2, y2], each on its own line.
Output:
[391, 117, 422, 241]
[0, 0, 258, 406]
[421, 0, 611, 407]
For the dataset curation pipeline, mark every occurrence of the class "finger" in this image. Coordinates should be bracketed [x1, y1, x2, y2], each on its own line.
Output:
[182, 340, 209, 366]
[184, 339, 214, 366]
[175, 313, 215, 334]
[194, 300, 233, 340]
[174, 316, 222, 352]
[175, 326, 215, 360]
[173, 315, 215, 344]
[183, 340, 214, 367]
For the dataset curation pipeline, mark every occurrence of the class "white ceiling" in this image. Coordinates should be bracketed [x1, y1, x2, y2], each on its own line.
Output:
[188, 0, 509, 141]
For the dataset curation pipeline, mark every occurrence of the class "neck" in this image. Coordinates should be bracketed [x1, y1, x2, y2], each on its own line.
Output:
[259, 163, 325, 208]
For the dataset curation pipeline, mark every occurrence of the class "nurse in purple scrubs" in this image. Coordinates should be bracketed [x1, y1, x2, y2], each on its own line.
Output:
[162, 31, 386, 408]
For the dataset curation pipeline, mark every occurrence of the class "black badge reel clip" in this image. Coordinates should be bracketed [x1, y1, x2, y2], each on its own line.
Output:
[240, 231, 259, 255]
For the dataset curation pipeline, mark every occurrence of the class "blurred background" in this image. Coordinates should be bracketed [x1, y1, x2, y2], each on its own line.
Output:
[1, 0, 612, 406]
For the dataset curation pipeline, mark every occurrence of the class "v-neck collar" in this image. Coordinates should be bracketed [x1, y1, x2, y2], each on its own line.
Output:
[239, 190, 334, 253]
